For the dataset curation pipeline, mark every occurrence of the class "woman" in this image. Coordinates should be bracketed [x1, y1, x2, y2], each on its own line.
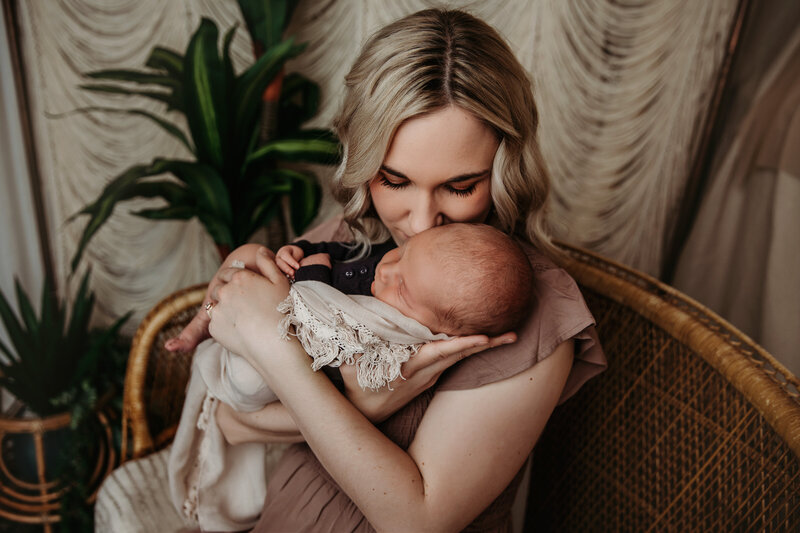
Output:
[205, 9, 605, 532]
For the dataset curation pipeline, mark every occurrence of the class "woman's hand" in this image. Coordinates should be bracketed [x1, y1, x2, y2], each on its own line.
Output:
[166, 243, 269, 352]
[207, 247, 291, 358]
[341, 332, 517, 423]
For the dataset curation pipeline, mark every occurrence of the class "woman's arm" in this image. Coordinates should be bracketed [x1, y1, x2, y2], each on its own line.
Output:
[210, 250, 573, 531]
[215, 401, 304, 445]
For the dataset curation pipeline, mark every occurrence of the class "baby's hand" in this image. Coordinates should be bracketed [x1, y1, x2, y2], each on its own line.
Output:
[300, 253, 332, 269]
[276, 245, 304, 279]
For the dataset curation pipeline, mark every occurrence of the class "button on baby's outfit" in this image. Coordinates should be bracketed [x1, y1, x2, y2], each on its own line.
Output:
[359, 267, 369, 275]
[344, 270, 354, 278]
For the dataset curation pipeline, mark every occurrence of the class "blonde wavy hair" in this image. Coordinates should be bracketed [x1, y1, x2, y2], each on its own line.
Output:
[332, 8, 556, 257]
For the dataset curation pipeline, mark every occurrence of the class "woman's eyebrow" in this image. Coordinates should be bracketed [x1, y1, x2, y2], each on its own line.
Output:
[380, 165, 490, 183]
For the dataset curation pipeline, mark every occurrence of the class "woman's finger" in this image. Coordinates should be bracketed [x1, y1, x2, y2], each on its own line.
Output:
[255, 247, 288, 284]
[402, 332, 517, 378]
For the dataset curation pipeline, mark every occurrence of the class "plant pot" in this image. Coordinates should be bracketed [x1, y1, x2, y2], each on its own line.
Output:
[0, 407, 115, 531]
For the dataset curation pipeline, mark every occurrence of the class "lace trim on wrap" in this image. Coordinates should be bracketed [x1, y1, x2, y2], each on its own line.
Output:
[182, 392, 218, 524]
[278, 290, 421, 390]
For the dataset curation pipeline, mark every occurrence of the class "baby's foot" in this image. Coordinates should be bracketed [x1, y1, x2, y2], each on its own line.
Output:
[165, 311, 211, 352]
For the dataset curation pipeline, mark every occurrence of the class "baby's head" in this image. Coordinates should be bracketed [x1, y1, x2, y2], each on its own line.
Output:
[371, 223, 533, 336]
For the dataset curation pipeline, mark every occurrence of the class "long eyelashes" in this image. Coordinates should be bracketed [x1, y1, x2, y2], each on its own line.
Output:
[447, 184, 477, 197]
[378, 175, 408, 190]
[377, 175, 478, 197]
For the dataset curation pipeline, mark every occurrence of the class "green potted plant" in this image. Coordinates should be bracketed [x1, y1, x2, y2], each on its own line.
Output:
[68, 0, 340, 270]
[0, 273, 129, 528]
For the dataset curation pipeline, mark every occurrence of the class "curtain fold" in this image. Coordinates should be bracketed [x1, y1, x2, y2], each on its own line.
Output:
[13, 0, 740, 338]
[674, 27, 800, 376]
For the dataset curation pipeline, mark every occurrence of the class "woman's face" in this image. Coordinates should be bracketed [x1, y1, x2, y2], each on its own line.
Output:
[369, 106, 499, 245]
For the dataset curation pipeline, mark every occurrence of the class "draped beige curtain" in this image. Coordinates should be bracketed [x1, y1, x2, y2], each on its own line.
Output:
[674, 3, 800, 377]
[15, 0, 738, 335]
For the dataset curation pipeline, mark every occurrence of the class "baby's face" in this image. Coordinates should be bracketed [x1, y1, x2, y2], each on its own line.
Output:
[371, 230, 448, 333]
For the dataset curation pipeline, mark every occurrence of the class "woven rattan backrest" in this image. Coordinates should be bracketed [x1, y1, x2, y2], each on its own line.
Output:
[121, 284, 206, 461]
[526, 244, 800, 531]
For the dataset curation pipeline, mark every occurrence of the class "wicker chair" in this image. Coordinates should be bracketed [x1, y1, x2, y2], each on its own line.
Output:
[526, 244, 800, 531]
[120, 283, 208, 461]
[115, 245, 800, 530]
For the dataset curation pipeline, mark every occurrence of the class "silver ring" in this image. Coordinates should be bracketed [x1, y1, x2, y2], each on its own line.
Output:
[205, 301, 215, 318]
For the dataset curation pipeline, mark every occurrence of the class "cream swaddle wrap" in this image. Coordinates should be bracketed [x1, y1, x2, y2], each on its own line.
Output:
[169, 280, 449, 531]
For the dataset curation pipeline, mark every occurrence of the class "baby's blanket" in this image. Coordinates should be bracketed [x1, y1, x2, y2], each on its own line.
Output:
[169, 280, 449, 531]
[279, 280, 451, 389]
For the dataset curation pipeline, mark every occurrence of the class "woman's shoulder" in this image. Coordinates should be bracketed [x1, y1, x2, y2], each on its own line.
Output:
[437, 241, 607, 402]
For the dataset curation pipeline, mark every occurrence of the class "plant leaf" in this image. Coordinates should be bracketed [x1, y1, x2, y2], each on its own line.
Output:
[246, 133, 340, 167]
[84, 69, 180, 90]
[237, 0, 300, 52]
[278, 73, 320, 134]
[287, 170, 321, 235]
[0, 283, 33, 362]
[222, 24, 238, 91]
[124, 180, 194, 205]
[232, 38, 306, 151]
[79, 83, 174, 107]
[247, 196, 281, 238]
[146, 46, 184, 78]
[14, 279, 38, 337]
[64, 107, 194, 154]
[68, 159, 177, 271]
[183, 18, 228, 170]
[63, 272, 93, 362]
[157, 161, 234, 246]
[133, 205, 197, 220]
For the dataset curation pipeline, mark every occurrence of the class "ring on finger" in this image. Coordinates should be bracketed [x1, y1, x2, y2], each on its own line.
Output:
[205, 301, 215, 318]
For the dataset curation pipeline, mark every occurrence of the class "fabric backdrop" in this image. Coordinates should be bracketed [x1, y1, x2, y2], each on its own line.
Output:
[674, 2, 800, 377]
[14, 0, 739, 337]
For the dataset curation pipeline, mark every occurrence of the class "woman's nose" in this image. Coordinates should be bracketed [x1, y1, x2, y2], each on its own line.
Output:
[408, 195, 443, 235]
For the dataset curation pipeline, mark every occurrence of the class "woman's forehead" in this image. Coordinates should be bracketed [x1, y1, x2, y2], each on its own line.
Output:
[383, 107, 499, 180]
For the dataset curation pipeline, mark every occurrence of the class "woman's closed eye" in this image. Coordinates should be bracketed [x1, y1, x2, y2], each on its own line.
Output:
[378, 172, 481, 197]
[445, 182, 478, 197]
[378, 173, 409, 190]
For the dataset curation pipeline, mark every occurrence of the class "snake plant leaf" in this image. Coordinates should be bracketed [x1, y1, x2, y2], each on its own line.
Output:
[232, 38, 306, 149]
[0, 336, 14, 364]
[146, 46, 184, 78]
[72, 311, 130, 388]
[246, 132, 340, 167]
[237, 0, 300, 52]
[64, 272, 93, 347]
[39, 276, 60, 357]
[66, 107, 194, 154]
[0, 286, 30, 362]
[183, 18, 228, 170]
[13, 279, 39, 337]
[78, 83, 176, 108]
[278, 73, 321, 134]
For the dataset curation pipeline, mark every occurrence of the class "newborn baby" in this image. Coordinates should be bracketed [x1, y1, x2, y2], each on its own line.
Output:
[168, 223, 533, 531]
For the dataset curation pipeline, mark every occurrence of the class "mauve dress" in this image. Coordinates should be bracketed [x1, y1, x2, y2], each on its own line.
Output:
[252, 246, 607, 532]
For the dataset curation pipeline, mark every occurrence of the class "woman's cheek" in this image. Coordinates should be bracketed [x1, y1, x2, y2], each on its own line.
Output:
[446, 192, 492, 223]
